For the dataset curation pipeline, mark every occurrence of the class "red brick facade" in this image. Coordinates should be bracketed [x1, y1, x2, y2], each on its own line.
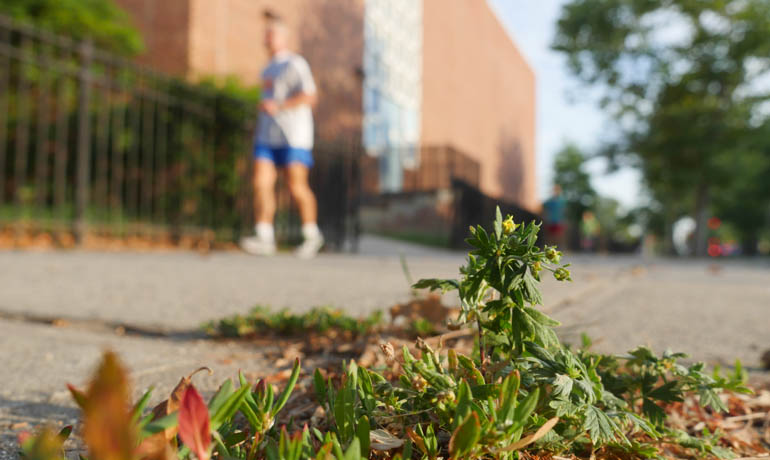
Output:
[421, 0, 537, 210]
[115, 0, 536, 210]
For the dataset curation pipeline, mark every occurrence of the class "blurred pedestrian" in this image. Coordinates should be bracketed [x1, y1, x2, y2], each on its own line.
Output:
[580, 210, 600, 252]
[542, 185, 567, 248]
[240, 14, 324, 258]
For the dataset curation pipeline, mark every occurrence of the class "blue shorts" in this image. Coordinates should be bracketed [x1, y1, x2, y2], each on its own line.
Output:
[253, 144, 314, 167]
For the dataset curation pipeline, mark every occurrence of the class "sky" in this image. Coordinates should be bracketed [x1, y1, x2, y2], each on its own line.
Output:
[488, 0, 643, 209]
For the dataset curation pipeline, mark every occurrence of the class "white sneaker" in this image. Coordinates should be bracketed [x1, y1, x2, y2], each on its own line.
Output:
[294, 235, 324, 259]
[240, 236, 277, 256]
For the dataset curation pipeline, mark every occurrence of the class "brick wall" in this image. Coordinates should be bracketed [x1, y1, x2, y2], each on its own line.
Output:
[421, 0, 537, 211]
[115, 0, 191, 75]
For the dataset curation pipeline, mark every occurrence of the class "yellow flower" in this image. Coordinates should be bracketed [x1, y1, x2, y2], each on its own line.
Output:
[502, 216, 516, 234]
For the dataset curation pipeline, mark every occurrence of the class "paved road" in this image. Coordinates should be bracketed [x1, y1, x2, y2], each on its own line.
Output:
[0, 238, 768, 457]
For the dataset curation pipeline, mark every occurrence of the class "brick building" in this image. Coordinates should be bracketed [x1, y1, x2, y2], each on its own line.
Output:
[115, 0, 537, 211]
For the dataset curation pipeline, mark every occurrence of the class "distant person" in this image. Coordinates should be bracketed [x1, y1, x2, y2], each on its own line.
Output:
[542, 185, 567, 248]
[240, 14, 323, 258]
[580, 210, 600, 252]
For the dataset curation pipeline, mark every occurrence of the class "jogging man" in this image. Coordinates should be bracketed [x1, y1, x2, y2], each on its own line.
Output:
[241, 16, 324, 258]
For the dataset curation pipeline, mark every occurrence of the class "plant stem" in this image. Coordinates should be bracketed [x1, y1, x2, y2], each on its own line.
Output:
[477, 315, 486, 371]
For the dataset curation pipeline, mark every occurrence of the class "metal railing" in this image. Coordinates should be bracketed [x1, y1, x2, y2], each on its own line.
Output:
[0, 15, 361, 250]
[403, 145, 480, 192]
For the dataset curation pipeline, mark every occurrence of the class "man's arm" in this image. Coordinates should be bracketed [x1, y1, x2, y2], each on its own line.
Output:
[259, 91, 316, 115]
[281, 91, 317, 109]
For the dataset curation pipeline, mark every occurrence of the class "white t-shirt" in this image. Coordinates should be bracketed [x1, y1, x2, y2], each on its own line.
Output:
[255, 51, 317, 149]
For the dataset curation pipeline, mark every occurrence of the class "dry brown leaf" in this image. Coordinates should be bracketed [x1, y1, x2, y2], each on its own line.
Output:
[150, 367, 212, 441]
[499, 417, 559, 452]
[370, 429, 404, 451]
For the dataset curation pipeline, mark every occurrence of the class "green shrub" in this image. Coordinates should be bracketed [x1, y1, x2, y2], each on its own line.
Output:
[203, 306, 383, 338]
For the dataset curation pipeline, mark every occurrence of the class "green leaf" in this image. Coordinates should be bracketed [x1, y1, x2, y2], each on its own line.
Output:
[208, 379, 235, 415]
[343, 438, 363, 460]
[522, 270, 543, 305]
[698, 387, 728, 412]
[583, 405, 621, 445]
[272, 358, 301, 416]
[313, 369, 327, 406]
[210, 384, 250, 431]
[412, 278, 460, 293]
[494, 206, 503, 239]
[646, 381, 683, 403]
[356, 416, 370, 457]
[523, 307, 560, 327]
[470, 384, 499, 399]
[141, 413, 178, 437]
[551, 374, 573, 399]
[130, 387, 154, 426]
[512, 387, 540, 431]
[642, 398, 667, 426]
[454, 380, 473, 429]
[498, 372, 520, 425]
[333, 385, 356, 443]
[449, 412, 481, 458]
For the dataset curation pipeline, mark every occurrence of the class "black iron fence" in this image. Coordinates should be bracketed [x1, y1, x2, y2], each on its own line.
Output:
[0, 15, 361, 250]
[450, 179, 542, 248]
[403, 145, 480, 192]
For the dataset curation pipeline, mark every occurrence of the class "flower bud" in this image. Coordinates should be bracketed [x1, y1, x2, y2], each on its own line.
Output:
[502, 216, 516, 234]
[553, 267, 571, 281]
[411, 375, 428, 391]
[546, 247, 562, 263]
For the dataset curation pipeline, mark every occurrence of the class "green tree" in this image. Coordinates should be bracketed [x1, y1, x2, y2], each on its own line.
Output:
[552, 143, 597, 224]
[0, 0, 143, 55]
[711, 121, 770, 254]
[553, 0, 770, 256]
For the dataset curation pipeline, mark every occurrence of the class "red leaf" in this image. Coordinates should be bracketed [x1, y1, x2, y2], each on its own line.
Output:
[67, 383, 88, 409]
[178, 386, 211, 460]
[16, 431, 32, 446]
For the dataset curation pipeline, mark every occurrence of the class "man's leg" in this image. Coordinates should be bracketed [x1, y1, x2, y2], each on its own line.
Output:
[286, 162, 316, 224]
[242, 158, 278, 255]
[286, 162, 323, 257]
[254, 158, 278, 223]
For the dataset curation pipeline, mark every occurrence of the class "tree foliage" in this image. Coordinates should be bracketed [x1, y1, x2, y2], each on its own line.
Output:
[0, 0, 143, 55]
[553, 143, 597, 224]
[553, 0, 770, 255]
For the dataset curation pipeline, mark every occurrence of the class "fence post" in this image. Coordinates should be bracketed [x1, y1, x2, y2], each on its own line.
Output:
[74, 39, 93, 244]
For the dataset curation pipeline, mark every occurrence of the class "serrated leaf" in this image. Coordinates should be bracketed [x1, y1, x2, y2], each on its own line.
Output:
[646, 380, 683, 403]
[412, 278, 459, 293]
[698, 387, 727, 412]
[551, 374, 573, 399]
[523, 307, 560, 327]
[583, 405, 620, 445]
[642, 398, 667, 426]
